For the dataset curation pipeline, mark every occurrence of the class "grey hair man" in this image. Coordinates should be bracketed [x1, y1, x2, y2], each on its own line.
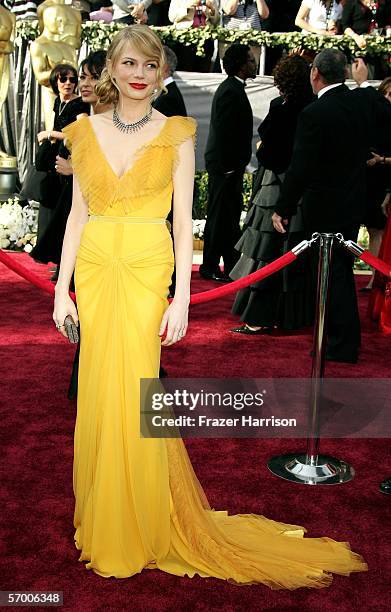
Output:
[152, 45, 187, 118]
[310, 48, 348, 94]
[163, 45, 178, 78]
[272, 47, 390, 363]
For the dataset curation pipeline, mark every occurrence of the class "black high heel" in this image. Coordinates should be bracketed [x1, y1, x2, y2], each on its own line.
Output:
[230, 324, 273, 335]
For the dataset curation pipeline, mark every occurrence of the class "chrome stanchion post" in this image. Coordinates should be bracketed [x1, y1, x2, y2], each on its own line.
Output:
[306, 233, 333, 465]
[268, 233, 354, 485]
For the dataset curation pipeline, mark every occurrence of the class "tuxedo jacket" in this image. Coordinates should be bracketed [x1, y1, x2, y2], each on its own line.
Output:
[275, 84, 391, 234]
[204, 76, 253, 175]
[257, 95, 314, 174]
[153, 81, 187, 118]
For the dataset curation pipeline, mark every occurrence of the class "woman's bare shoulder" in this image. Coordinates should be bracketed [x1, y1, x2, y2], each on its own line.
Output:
[151, 108, 168, 123]
[88, 111, 113, 126]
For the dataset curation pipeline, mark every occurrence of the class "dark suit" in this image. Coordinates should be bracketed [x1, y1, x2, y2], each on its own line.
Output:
[201, 76, 253, 276]
[275, 84, 390, 362]
[153, 80, 187, 118]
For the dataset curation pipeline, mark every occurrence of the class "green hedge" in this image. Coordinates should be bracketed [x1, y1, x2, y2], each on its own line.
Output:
[193, 172, 371, 271]
[193, 171, 252, 219]
[15, 21, 390, 58]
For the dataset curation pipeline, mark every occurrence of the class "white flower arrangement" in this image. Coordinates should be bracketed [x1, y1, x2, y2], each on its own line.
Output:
[192, 211, 247, 240]
[193, 218, 206, 240]
[0, 197, 38, 252]
[240, 210, 247, 229]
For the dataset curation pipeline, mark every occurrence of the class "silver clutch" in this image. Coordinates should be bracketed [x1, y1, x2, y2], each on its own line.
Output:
[64, 315, 79, 344]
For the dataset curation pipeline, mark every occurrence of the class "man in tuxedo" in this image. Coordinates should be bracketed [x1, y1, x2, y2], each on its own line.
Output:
[272, 48, 384, 363]
[153, 45, 187, 118]
[200, 44, 255, 282]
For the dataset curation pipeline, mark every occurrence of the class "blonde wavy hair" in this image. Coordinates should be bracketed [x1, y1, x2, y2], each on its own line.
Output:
[95, 25, 166, 106]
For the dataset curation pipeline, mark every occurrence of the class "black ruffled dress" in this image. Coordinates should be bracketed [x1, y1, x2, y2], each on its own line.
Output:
[230, 96, 314, 330]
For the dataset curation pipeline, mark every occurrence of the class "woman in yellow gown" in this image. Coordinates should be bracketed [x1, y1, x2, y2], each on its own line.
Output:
[53, 25, 367, 588]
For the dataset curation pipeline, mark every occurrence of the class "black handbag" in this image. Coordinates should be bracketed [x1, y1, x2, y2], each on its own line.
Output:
[32, 139, 61, 209]
[19, 166, 48, 202]
[39, 172, 60, 209]
[35, 138, 59, 173]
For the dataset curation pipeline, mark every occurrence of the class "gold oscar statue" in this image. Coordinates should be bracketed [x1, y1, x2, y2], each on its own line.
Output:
[0, 5, 16, 170]
[30, 0, 82, 130]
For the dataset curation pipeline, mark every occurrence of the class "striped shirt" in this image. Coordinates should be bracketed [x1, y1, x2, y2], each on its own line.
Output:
[3, 0, 38, 19]
[222, 1, 263, 31]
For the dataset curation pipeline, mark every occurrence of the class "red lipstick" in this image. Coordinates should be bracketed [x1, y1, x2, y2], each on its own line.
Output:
[129, 83, 147, 90]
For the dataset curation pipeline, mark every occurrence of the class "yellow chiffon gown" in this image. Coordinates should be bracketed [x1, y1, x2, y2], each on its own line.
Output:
[62, 115, 367, 588]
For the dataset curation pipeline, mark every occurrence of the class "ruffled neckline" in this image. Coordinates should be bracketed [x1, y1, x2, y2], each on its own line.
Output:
[63, 115, 196, 215]
[85, 115, 173, 183]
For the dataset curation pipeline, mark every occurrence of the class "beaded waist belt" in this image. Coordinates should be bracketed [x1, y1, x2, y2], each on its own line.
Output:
[88, 215, 168, 225]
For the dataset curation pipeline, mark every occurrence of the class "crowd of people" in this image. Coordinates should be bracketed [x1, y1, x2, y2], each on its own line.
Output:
[2, 0, 391, 75]
[198, 46, 390, 363]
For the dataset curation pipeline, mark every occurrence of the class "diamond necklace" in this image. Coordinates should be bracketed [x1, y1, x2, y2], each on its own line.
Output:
[113, 105, 153, 134]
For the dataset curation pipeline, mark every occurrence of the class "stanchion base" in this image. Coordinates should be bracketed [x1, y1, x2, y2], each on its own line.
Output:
[268, 453, 354, 485]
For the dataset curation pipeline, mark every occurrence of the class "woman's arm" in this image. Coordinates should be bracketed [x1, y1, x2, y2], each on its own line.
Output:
[53, 174, 89, 338]
[168, 0, 196, 22]
[205, 0, 220, 22]
[256, 0, 269, 20]
[342, 1, 367, 47]
[159, 137, 194, 346]
[343, 26, 367, 48]
[295, 1, 329, 34]
[367, 152, 391, 167]
[37, 129, 65, 144]
[222, 0, 239, 16]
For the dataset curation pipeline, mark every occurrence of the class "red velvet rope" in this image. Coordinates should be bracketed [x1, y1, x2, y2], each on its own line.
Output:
[358, 251, 391, 278]
[0, 250, 76, 302]
[0, 249, 297, 305]
[190, 251, 297, 304]
[2, 247, 389, 306]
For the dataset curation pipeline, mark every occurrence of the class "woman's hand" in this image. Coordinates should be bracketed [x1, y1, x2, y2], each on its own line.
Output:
[159, 298, 189, 346]
[55, 154, 73, 176]
[354, 34, 367, 49]
[316, 28, 334, 35]
[130, 3, 146, 19]
[367, 152, 383, 167]
[272, 212, 288, 233]
[37, 130, 50, 144]
[37, 130, 63, 144]
[53, 291, 79, 340]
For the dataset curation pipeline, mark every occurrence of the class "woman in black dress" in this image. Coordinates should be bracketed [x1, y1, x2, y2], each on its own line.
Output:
[362, 75, 391, 290]
[230, 54, 314, 334]
[31, 64, 89, 275]
[342, 0, 376, 48]
[342, 0, 390, 79]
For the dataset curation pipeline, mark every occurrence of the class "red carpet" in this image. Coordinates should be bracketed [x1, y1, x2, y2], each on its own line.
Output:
[1, 253, 390, 611]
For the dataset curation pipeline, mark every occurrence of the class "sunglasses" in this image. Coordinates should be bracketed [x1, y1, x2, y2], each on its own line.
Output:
[58, 75, 77, 84]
